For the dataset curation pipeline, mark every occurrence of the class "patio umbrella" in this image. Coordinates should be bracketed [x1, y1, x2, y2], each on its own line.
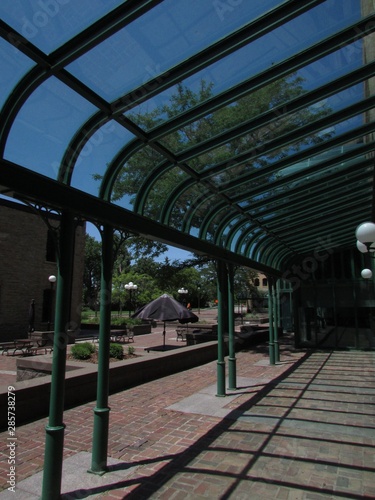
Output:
[132, 294, 199, 348]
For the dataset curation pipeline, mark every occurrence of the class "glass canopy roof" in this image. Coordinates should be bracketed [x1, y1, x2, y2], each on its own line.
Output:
[0, 0, 374, 275]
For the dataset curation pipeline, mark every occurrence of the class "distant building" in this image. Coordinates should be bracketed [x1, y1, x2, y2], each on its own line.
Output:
[250, 272, 269, 312]
[0, 198, 85, 340]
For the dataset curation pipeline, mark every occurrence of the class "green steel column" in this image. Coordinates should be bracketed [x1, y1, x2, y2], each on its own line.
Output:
[216, 260, 226, 397]
[42, 212, 75, 500]
[273, 281, 279, 363]
[227, 264, 237, 390]
[268, 279, 275, 365]
[90, 224, 113, 474]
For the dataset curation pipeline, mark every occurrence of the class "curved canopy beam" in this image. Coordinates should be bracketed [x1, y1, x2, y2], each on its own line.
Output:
[0, 1, 374, 275]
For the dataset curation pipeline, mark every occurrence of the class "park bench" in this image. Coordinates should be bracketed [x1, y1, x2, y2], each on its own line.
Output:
[110, 329, 134, 343]
[0, 341, 18, 355]
[1, 339, 33, 356]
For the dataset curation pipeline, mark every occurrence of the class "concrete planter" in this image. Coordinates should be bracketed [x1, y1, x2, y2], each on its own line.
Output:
[82, 322, 152, 335]
[0, 341, 219, 428]
[128, 323, 152, 335]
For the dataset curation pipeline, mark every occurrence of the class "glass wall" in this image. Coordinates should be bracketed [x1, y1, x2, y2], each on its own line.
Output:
[294, 248, 375, 349]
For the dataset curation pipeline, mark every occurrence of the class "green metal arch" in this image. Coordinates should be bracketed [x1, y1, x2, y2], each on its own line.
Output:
[0, 65, 48, 158]
[159, 176, 197, 227]
[99, 139, 146, 202]
[225, 220, 255, 254]
[60, 112, 112, 187]
[111, 14, 375, 220]
[211, 212, 244, 249]
[0, 2, 374, 280]
[201, 206, 240, 242]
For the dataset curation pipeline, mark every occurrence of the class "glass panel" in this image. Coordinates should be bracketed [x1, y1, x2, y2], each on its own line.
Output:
[111, 146, 168, 211]
[244, 168, 372, 219]
[0, 37, 35, 110]
[188, 192, 224, 238]
[127, 0, 364, 133]
[143, 167, 189, 222]
[0, 0, 124, 53]
[160, 66, 374, 172]
[213, 111, 373, 199]
[230, 223, 253, 253]
[204, 209, 237, 243]
[67, 0, 284, 102]
[238, 231, 257, 255]
[70, 120, 135, 197]
[222, 216, 241, 238]
[4, 77, 96, 179]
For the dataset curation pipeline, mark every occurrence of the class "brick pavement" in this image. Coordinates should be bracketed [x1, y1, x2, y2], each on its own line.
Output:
[1, 325, 375, 498]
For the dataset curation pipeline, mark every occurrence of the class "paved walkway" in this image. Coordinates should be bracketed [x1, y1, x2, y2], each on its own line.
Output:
[1, 319, 375, 498]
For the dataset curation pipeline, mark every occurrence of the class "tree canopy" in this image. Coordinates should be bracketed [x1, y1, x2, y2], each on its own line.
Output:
[110, 75, 331, 231]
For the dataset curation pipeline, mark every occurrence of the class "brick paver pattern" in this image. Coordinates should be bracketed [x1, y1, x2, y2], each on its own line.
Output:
[1, 326, 375, 499]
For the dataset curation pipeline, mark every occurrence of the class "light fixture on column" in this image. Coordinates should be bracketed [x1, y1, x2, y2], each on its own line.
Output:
[125, 281, 137, 317]
[361, 268, 373, 279]
[48, 275, 57, 330]
[355, 222, 375, 278]
[355, 222, 375, 256]
[178, 287, 188, 307]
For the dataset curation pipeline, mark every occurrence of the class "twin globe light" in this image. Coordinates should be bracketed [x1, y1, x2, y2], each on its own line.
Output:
[355, 221, 375, 279]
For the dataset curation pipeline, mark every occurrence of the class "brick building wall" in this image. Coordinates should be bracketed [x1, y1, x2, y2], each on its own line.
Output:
[0, 199, 85, 340]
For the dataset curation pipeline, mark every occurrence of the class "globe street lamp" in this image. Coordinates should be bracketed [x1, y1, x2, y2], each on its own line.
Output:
[125, 282, 137, 317]
[355, 222, 375, 278]
[355, 222, 375, 255]
[48, 275, 56, 330]
[361, 268, 373, 279]
[178, 287, 188, 307]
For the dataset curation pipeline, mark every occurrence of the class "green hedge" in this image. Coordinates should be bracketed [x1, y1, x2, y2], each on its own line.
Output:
[109, 343, 123, 360]
[71, 342, 96, 360]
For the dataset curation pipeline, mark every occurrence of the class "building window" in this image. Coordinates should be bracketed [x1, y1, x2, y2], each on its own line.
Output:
[254, 278, 260, 286]
[262, 278, 268, 287]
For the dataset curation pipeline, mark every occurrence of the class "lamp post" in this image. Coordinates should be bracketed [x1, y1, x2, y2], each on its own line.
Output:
[125, 282, 137, 317]
[178, 287, 188, 307]
[356, 222, 375, 255]
[48, 275, 56, 330]
[355, 222, 375, 278]
[197, 283, 201, 314]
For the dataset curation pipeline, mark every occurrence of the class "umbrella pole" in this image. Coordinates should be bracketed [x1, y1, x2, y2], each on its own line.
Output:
[163, 321, 166, 349]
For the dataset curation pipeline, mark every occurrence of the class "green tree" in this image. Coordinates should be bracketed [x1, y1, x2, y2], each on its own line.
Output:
[112, 231, 167, 275]
[110, 76, 331, 231]
[83, 235, 101, 311]
[112, 271, 162, 315]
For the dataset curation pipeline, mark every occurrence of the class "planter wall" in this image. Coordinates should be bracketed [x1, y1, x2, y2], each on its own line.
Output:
[82, 323, 152, 335]
[129, 324, 152, 335]
[0, 341, 218, 429]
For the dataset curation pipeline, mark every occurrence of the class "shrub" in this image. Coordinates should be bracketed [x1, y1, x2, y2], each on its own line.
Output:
[127, 346, 135, 355]
[109, 343, 123, 360]
[111, 317, 142, 327]
[71, 342, 96, 360]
